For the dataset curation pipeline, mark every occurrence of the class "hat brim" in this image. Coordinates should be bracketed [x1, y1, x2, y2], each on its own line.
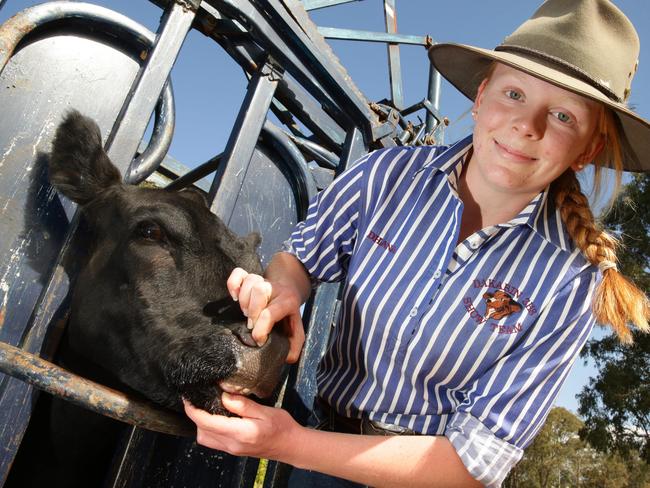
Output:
[428, 43, 650, 172]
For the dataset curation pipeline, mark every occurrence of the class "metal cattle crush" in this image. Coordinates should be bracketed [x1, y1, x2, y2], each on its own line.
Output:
[0, 0, 445, 486]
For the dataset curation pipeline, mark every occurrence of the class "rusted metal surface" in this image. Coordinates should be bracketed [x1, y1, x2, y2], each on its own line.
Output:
[0, 342, 194, 438]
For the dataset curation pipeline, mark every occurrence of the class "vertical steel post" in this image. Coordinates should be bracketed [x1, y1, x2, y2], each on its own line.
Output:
[107, 0, 197, 173]
[339, 126, 367, 170]
[383, 0, 403, 110]
[208, 60, 283, 225]
[425, 63, 443, 137]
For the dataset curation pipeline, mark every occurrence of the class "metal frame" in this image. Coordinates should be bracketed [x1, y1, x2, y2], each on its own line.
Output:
[0, 3, 192, 483]
[0, 0, 445, 486]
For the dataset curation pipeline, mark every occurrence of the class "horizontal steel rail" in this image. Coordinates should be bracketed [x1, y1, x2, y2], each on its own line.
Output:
[0, 342, 194, 438]
[317, 26, 429, 45]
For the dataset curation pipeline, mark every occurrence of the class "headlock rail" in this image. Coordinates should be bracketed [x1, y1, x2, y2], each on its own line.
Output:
[0, 0, 443, 486]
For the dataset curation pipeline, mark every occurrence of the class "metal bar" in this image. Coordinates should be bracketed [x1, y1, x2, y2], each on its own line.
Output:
[339, 126, 368, 170]
[1, 2, 150, 75]
[197, 26, 346, 148]
[287, 134, 339, 170]
[208, 60, 281, 224]
[426, 63, 442, 136]
[0, 2, 177, 184]
[210, 0, 376, 137]
[383, 0, 403, 109]
[0, 342, 194, 437]
[188, 0, 349, 154]
[302, 0, 361, 11]
[401, 98, 444, 124]
[127, 80, 176, 184]
[107, 1, 196, 173]
[261, 121, 317, 215]
[165, 154, 223, 191]
[316, 26, 428, 46]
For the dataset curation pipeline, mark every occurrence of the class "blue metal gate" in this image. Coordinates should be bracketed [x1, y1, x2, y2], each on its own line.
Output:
[0, 1, 445, 486]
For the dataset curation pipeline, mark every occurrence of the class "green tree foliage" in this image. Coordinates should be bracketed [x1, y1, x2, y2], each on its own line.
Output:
[505, 407, 583, 488]
[578, 332, 650, 461]
[578, 173, 650, 463]
[504, 407, 648, 487]
[601, 173, 650, 292]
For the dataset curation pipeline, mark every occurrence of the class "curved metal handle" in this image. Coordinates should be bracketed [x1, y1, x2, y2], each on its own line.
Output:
[126, 79, 176, 184]
[0, 1, 175, 184]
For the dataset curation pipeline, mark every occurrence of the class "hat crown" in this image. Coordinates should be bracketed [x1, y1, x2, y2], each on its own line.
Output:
[499, 0, 639, 102]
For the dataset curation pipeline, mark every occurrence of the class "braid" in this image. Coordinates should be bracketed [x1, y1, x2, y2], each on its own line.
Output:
[552, 171, 649, 343]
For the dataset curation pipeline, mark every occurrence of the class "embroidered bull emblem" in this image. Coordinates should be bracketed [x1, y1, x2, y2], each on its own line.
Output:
[482, 291, 522, 320]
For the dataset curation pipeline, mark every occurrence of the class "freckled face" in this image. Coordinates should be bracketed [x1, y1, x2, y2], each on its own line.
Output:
[469, 64, 604, 199]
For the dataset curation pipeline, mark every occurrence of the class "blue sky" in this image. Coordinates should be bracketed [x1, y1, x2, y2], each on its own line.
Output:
[2, 0, 648, 414]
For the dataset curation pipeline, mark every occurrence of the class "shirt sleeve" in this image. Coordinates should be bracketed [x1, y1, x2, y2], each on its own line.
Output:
[283, 151, 374, 283]
[445, 267, 598, 487]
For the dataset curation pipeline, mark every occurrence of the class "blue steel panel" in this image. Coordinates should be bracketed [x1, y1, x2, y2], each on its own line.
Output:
[208, 60, 282, 225]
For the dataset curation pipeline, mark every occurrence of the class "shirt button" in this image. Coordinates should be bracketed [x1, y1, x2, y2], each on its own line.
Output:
[433, 270, 441, 279]
[470, 239, 480, 249]
[409, 307, 418, 317]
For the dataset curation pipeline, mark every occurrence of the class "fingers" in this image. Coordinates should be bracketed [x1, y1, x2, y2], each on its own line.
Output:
[237, 274, 266, 315]
[246, 280, 273, 330]
[251, 299, 303, 351]
[227, 267, 249, 301]
[221, 392, 264, 418]
[184, 396, 278, 457]
[285, 314, 305, 364]
[183, 398, 247, 438]
[226, 268, 305, 359]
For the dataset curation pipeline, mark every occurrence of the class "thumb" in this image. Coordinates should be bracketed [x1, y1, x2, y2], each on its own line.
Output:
[221, 392, 261, 418]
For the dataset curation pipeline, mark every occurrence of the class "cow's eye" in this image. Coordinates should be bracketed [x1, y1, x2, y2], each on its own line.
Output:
[136, 221, 164, 242]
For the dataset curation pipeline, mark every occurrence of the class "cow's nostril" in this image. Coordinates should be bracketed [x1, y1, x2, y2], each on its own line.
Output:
[232, 325, 258, 348]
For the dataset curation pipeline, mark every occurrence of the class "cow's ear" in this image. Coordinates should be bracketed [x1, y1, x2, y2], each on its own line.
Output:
[177, 187, 209, 208]
[48, 110, 122, 206]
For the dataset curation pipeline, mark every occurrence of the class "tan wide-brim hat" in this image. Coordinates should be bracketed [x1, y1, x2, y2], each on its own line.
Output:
[428, 0, 650, 173]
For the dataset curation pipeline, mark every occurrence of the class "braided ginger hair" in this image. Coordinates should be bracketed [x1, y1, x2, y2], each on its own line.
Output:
[551, 108, 650, 343]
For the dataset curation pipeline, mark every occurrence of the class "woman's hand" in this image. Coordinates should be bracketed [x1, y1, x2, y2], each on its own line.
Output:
[184, 393, 299, 460]
[227, 267, 305, 363]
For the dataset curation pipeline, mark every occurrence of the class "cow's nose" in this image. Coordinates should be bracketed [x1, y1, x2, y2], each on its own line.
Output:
[231, 324, 259, 348]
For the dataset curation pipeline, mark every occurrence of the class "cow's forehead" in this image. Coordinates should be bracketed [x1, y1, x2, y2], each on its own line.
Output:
[121, 186, 208, 215]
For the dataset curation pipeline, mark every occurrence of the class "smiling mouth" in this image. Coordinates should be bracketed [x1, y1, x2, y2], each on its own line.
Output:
[494, 139, 537, 162]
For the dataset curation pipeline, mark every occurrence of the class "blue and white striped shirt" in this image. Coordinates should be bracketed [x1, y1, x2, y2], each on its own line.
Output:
[286, 135, 598, 487]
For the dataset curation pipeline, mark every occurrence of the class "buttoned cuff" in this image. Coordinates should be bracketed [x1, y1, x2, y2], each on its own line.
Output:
[445, 411, 523, 487]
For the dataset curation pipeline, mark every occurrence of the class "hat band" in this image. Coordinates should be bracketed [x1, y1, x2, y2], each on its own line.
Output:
[495, 45, 622, 103]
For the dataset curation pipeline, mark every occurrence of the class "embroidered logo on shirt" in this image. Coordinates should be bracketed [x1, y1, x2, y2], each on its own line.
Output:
[366, 231, 397, 253]
[463, 278, 538, 334]
[483, 291, 522, 320]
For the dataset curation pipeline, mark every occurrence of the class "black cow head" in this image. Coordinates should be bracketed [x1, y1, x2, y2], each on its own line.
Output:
[48, 111, 288, 413]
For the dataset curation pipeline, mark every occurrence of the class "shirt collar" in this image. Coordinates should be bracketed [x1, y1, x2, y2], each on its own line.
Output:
[529, 189, 573, 252]
[419, 135, 571, 252]
[417, 134, 473, 191]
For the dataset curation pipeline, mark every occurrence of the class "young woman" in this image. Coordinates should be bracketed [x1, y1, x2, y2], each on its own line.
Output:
[185, 1, 649, 486]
